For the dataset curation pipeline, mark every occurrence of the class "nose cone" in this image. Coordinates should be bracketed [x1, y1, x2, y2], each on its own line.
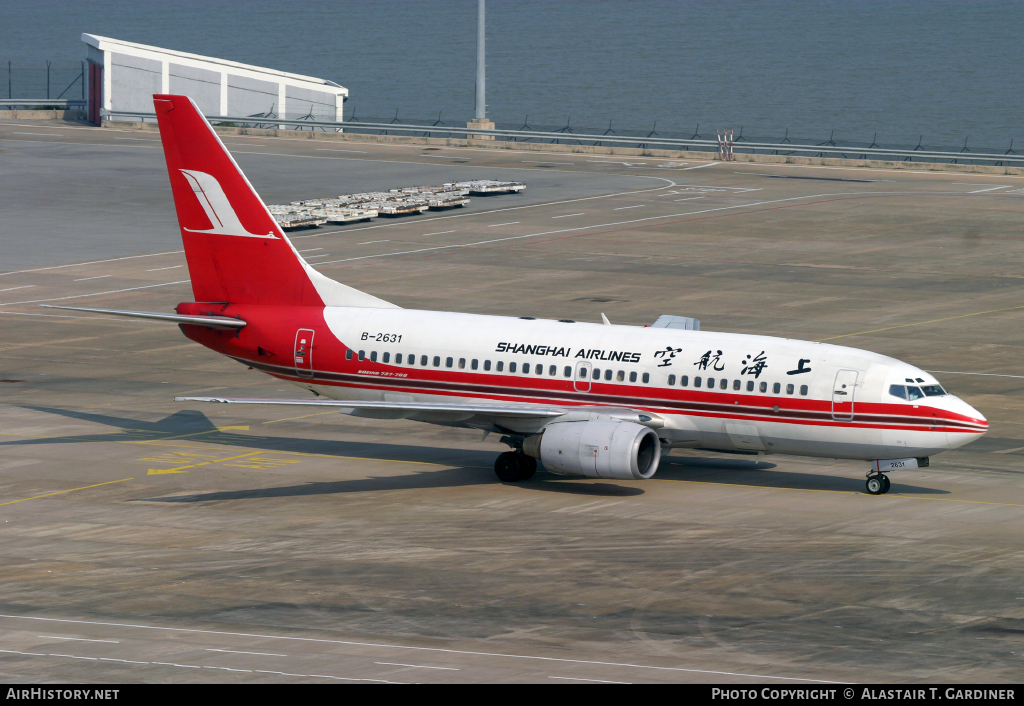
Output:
[946, 398, 988, 449]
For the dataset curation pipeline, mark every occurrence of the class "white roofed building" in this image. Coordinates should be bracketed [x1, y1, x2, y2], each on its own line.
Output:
[81, 34, 347, 126]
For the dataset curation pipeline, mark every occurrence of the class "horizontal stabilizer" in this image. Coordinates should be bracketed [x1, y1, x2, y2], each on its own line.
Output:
[175, 396, 567, 418]
[41, 305, 246, 329]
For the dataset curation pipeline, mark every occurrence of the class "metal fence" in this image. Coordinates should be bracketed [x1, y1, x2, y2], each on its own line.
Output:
[105, 108, 1024, 167]
[1, 61, 85, 103]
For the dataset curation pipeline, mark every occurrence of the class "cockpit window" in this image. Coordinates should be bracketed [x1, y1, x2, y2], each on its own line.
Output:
[906, 386, 924, 401]
[889, 384, 907, 399]
[921, 385, 946, 397]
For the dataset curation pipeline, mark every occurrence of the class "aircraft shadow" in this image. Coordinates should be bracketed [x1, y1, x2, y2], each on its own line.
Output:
[659, 456, 950, 495]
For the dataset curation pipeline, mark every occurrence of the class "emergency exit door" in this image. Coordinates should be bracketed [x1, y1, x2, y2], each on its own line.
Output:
[294, 329, 315, 378]
[574, 361, 593, 392]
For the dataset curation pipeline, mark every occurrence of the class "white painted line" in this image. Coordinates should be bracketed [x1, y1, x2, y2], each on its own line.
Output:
[488, 221, 520, 227]
[303, 253, 331, 259]
[0, 138, 161, 149]
[114, 137, 160, 141]
[203, 665, 253, 672]
[316, 148, 368, 153]
[146, 265, 183, 271]
[224, 143, 264, 147]
[99, 657, 149, 664]
[206, 648, 287, 657]
[298, 248, 324, 253]
[993, 446, 1024, 455]
[357, 240, 390, 245]
[552, 213, 585, 218]
[0, 251, 184, 278]
[0, 285, 35, 293]
[969, 185, 1013, 193]
[375, 661, 460, 670]
[422, 230, 455, 236]
[0, 613, 841, 683]
[613, 205, 646, 210]
[0, 280, 190, 307]
[927, 370, 1024, 379]
[549, 676, 630, 684]
[13, 132, 60, 136]
[38, 635, 120, 643]
[673, 196, 706, 201]
[72, 275, 111, 282]
[315, 190, 941, 266]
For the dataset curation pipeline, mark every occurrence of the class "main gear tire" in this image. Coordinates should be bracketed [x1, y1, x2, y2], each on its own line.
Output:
[495, 452, 524, 482]
[518, 455, 537, 480]
[881, 474, 891, 494]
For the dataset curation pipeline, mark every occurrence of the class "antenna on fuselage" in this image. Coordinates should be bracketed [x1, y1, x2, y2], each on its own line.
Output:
[601, 313, 611, 325]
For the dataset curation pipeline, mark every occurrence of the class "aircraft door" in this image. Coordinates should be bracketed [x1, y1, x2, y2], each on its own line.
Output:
[574, 361, 592, 392]
[294, 329, 315, 378]
[832, 369, 858, 421]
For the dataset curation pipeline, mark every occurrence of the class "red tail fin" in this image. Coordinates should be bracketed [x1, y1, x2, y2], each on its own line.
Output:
[154, 94, 395, 309]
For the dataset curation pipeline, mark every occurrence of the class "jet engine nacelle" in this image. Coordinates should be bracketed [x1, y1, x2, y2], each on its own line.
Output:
[524, 420, 661, 480]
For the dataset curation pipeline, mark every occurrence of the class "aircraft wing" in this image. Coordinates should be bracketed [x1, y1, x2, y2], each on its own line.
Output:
[175, 396, 568, 419]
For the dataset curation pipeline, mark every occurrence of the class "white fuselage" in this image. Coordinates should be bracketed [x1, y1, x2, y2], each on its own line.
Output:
[281, 307, 987, 462]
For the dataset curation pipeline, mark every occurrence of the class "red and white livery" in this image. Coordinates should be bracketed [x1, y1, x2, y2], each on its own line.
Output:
[49, 95, 988, 494]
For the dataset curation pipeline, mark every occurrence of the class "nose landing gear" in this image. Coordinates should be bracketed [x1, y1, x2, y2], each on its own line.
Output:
[494, 451, 537, 482]
[865, 473, 891, 495]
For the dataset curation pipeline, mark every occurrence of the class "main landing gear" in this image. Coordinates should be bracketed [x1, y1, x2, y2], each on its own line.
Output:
[494, 451, 537, 482]
[865, 473, 891, 495]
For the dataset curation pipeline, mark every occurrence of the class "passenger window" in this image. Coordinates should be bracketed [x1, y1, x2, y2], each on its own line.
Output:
[906, 386, 924, 400]
[370, 351, 378, 362]
[694, 376, 702, 387]
[720, 379, 728, 390]
[458, 358, 466, 369]
[642, 372, 650, 384]
[759, 381, 767, 393]
[496, 361, 504, 372]
[445, 357, 453, 368]
[592, 368, 601, 380]
[708, 378, 715, 389]
[668, 374, 676, 386]
[733, 379, 740, 390]
[578, 367, 587, 378]
[746, 380, 754, 392]
[889, 384, 907, 399]
[510, 362, 517, 373]
[433, 356, 441, 367]
[420, 355, 428, 366]
[922, 385, 946, 397]
[629, 371, 637, 383]
[605, 369, 613, 381]
[564, 366, 572, 377]
[395, 353, 402, 364]
[471, 359, 478, 370]
[786, 384, 794, 395]
[346, 349, 353, 360]
[484, 360, 491, 371]
[616, 370, 624, 382]
[383, 352, 390, 363]
[800, 385, 808, 396]
[681, 375, 688, 387]
[358, 350, 365, 361]
[772, 382, 780, 394]
[549, 365, 556, 376]
[523, 363, 530, 374]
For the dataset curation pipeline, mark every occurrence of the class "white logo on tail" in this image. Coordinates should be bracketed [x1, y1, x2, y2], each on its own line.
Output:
[180, 169, 276, 238]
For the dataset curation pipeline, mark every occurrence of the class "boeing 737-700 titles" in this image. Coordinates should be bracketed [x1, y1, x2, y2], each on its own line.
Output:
[47, 95, 988, 495]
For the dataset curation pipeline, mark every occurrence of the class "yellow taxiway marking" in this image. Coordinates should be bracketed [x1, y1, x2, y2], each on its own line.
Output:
[819, 304, 1024, 341]
[146, 451, 263, 475]
[655, 477, 1024, 507]
[262, 411, 338, 424]
[0, 478, 133, 506]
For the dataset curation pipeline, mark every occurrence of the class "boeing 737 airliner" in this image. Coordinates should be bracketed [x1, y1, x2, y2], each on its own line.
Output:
[47, 95, 988, 495]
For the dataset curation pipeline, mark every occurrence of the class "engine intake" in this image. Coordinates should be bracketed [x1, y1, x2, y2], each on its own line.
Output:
[524, 420, 661, 480]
